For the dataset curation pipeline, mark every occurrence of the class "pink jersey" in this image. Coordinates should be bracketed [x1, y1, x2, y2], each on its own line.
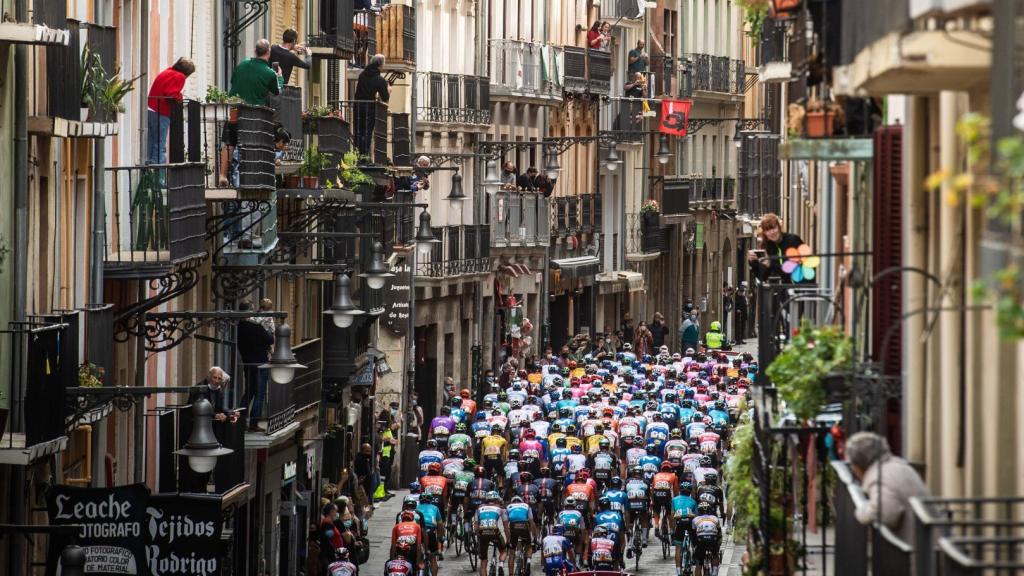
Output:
[519, 439, 544, 460]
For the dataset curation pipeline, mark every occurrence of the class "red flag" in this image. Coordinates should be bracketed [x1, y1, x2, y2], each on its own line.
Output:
[660, 99, 693, 137]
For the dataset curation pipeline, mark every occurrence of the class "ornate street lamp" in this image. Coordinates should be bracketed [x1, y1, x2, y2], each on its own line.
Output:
[325, 274, 365, 328]
[483, 158, 501, 193]
[446, 171, 467, 201]
[259, 323, 307, 384]
[544, 146, 561, 181]
[415, 210, 441, 259]
[360, 242, 394, 290]
[175, 398, 234, 473]
[656, 134, 672, 165]
[604, 146, 623, 171]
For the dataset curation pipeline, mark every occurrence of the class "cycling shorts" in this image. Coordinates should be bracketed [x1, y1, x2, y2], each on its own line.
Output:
[479, 534, 507, 560]
[693, 536, 721, 564]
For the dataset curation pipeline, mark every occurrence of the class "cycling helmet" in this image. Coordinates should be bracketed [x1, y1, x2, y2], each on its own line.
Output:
[598, 438, 610, 449]
[408, 481, 421, 493]
[685, 348, 695, 356]
[555, 437, 567, 447]
[598, 496, 611, 509]
[426, 439, 438, 449]
[539, 466, 550, 477]
[670, 428, 683, 439]
[699, 455, 712, 467]
[455, 422, 468, 433]
[497, 392, 508, 402]
[691, 414, 703, 423]
[427, 462, 442, 475]
[519, 471, 533, 483]
[704, 471, 719, 484]
[510, 496, 523, 504]
[508, 449, 520, 460]
[593, 526, 608, 538]
[402, 496, 418, 509]
[335, 547, 350, 560]
[491, 424, 503, 433]
[441, 406, 452, 416]
[609, 477, 623, 488]
[464, 458, 477, 468]
[400, 510, 416, 522]
[682, 399, 693, 408]
[565, 424, 577, 435]
[660, 461, 674, 472]
[570, 444, 582, 454]
[629, 465, 643, 476]
[715, 400, 726, 411]
[552, 524, 565, 536]
[486, 491, 502, 502]
[645, 443, 658, 453]
[474, 466, 486, 478]
[420, 493, 435, 504]
[561, 367, 571, 377]
[511, 398, 523, 408]
[680, 481, 693, 494]
[476, 412, 488, 421]
[450, 447, 466, 458]
[696, 502, 713, 515]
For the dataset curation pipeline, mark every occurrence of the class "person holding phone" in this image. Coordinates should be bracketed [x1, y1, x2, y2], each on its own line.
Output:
[271, 29, 311, 84]
[747, 212, 805, 282]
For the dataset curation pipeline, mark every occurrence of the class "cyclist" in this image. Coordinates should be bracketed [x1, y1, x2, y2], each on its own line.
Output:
[541, 524, 577, 576]
[651, 461, 680, 539]
[602, 476, 629, 515]
[384, 553, 414, 576]
[416, 493, 445, 574]
[474, 492, 509, 576]
[450, 396, 469, 426]
[664, 428, 689, 468]
[693, 455, 717, 486]
[428, 406, 456, 451]
[450, 458, 476, 535]
[588, 437, 618, 489]
[395, 496, 424, 527]
[556, 496, 587, 560]
[418, 439, 445, 477]
[420, 462, 449, 513]
[518, 428, 546, 475]
[564, 472, 595, 519]
[698, 426, 722, 467]
[460, 388, 478, 417]
[468, 465, 496, 523]
[696, 470, 725, 518]
[625, 465, 651, 548]
[448, 423, 474, 455]
[534, 467, 560, 532]
[390, 510, 423, 571]
[589, 525, 619, 570]
[672, 481, 698, 576]
[594, 496, 626, 567]
[481, 425, 509, 489]
[472, 412, 493, 446]
[639, 444, 663, 483]
[691, 501, 722, 576]
[515, 471, 541, 516]
[506, 495, 539, 575]
[326, 547, 357, 576]
[563, 443, 587, 483]
[549, 437, 571, 482]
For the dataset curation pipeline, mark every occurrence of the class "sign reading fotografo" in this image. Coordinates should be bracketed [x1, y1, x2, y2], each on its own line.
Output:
[46, 485, 223, 576]
[382, 256, 411, 336]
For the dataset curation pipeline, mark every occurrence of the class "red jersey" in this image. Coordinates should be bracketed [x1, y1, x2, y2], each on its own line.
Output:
[420, 475, 448, 499]
[651, 472, 679, 499]
[461, 398, 477, 416]
[565, 482, 595, 505]
[147, 68, 187, 116]
[392, 521, 422, 550]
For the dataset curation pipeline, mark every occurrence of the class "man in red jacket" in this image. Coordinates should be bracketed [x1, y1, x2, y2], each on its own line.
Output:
[147, 57, 195, 164]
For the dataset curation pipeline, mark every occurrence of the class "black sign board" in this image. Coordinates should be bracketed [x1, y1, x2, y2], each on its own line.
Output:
[47, 486, 224, 576]
[382, 255, 411, 336]
[146, 495, 223, 576]
[47, 484, 149, 576]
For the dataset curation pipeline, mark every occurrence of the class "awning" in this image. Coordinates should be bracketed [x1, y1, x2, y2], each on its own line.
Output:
[0, 22, 70, 45]
[596, 273, 627, 295]
[498, 262, 531, 277]
[550, 256, 601, 279]
[617, 271, 646, 292]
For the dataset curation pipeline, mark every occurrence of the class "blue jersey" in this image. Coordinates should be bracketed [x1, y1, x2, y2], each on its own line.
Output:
[472, 420, 492, 439]
[417, 503, 442, 529]
[686, 422, 707, 439]
[550, 447, 571, 475]
[418, 450, 444, 475]
[679, 407, 697, 423]
[646, 423, 670, 451]
[556, 399, 578, 412]
[542, 534, 574, 574]
[602, 488, 628, 513]
[659, 403, 681, 424]
[672, 495, 697, 521]
[594, 510, 625, 539]
[451, 407, 467, 424]
[639, 454, 662, 481]
[709, 409, 729, 427]
[557, 509, 584, 535]
[507, 502, 532, 525]
[476, 505, 505, 535]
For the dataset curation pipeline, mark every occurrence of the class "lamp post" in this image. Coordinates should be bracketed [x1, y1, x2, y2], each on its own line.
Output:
[174, 398, 234, 474]
[544, 146, 561, 181]
[446, 171, 467, 201]
[259, 323, 307, 384]
[656, 134, 672, 165]
[325, 274, 365, 328]
[604, 146, 623, 171]
[414, 210, 441, 259]
[360, 242, 395, 290]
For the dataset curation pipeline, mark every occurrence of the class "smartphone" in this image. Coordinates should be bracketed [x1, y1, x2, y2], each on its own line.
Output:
[753, 249, 766, 258]
[272, 62, 281, 73]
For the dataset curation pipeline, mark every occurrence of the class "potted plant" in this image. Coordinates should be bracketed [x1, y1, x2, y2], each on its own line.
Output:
[765, 320, 853, 421]
[78, 361, 105, 388]
[204, 86, 243, 122]
[640, 198, 661, 228]
[283, 172, 303, 189]
[805, 97, 837, 138]
[737, 0, 771, 42]
[299, 145, 329, 188]
[80, 46, 140, 125]
[339, 148, 374, 190]
[302, 104, 333, 133]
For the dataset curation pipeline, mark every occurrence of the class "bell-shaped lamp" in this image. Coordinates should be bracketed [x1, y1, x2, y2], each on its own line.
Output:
[259, 323, 307, 384]
[656, 134, 672, 165]
[415, 210, 441, 259]
[447, 171, 467, 201]
[605, 146, 622, 171]
[544, 147, 561, 181]
[360, 242, 395, 290]
[324, 274, 365, 328]
[175, 398, 234, 473]
[483, 159, 501, 192]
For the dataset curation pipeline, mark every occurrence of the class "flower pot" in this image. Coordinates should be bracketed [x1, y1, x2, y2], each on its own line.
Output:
[284, 174, 302, 189]
[302, 175, 319, 189]
[769, 551, 787, 575]
[805, 110, 835, 138]
[642, 211, 660, 228]
[81, 107, 90, 123]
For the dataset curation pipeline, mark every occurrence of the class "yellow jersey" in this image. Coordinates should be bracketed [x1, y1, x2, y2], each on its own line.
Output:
[481, 435, 508, 460]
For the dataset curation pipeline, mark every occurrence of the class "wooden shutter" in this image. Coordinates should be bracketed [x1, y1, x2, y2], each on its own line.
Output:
[871, 125, 903, 376]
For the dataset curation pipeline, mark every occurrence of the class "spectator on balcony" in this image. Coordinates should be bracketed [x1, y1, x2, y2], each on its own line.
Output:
[516, 166, 539, 191]
[354, 53, 390, 157]
[587, 21, 611, 51]
[219, 39, 282, 186]
[628, 40, 649, 74]
[237, 300, 274, 433]
[411, 155, 431, 192]
[272, 28, 311, 84]
[500, 161, 518, 190]
[846, 432, 928, 544]
[188, 366, 238, 423]
[624, 72, 647, 98]
[747, 212, 805, 282]
[146, 57, 195, 164]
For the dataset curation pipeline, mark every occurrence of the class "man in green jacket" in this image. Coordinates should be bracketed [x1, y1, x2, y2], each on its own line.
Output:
[219, 39, 281, 186]
[705, 320, 724, 350]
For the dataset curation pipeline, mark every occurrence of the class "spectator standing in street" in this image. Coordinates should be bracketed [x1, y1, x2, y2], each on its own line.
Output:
[735, 282, 749, 343]
[378, 421, 400, 497]
[633, 321, 653, 358]
[847, 432, 928, 544]
[237, 300, 274, 432]
[354, 442, 375, 504]
[271, 28, 311, 84]
[188, 366, 237, 423]
[680, 313, 700, 353]
[146, 57, 195, 164]
[649, 312, 670, 349]
[621, 312, 635, 345]
[627, 40, 649, 74]
[353, 53, 390, 156]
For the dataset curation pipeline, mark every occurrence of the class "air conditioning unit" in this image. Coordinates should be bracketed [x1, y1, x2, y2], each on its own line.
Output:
[910, 0, 989, 19]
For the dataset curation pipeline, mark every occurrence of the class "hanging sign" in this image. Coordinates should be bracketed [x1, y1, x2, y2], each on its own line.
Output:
[382, 255, 411, 337]
[145, 494, 223, 576]
[660, 98, 693, 137]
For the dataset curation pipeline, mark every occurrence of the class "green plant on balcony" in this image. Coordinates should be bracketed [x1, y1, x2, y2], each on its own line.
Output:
[81, 46, 141, 122]
[339, 148, 374, 189]
[765, 319, 853, 421]
[299, 145, 330, 188]
[204, 86, 242, 104]
[725, 412, 757, 540]
[131, 169, 169, 251]
[737, 0, 770, 42]
[78, 361, 105, 388]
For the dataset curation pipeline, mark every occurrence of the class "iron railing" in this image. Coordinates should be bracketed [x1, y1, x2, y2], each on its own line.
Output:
[415, 225, 490, 277]
[686, 54, 742, 94]
[416, 73, 492, 124]
[104, 164, 207, 270]
[242, 361, 296, 435]
[377, 4, 415, 64]
[491, 191, 550, 247]
[33, 18, 79, 120]
[489, 39, 563, 99]
[626, 212, 666, 254]
[912, 496, 1024, 576]
[738, 132, 782, 216]
[550, 194, 600, 237]
[759, 18, 788, 66]
[732, 58, 747, 94]
[308, 0, 356, 55]
[603, 98, 649, 142]
[564, 46, 611, 95]
[329, 99, 390, 164]
[292, 339, 323, 412]
[195, 102, 276, 192]
[711, 55, 730, 92]
[832, 461, 913, 576]
[351, 9, 377, 68]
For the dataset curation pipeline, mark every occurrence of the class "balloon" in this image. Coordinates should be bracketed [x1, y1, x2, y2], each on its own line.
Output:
[791, 266, 804, 283]
[803, 255, 821, 269]
[782, 260, 798, 274]
[802, 266, 816, 281]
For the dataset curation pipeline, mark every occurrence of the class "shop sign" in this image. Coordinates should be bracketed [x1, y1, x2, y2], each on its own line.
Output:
[47, 485, 223, 576]
[382, 256, 411, 337]
[283, 461, 297, 483]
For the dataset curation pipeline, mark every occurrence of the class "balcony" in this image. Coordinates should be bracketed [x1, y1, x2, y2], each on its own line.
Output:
[600, 0, 644, 18]
[626, 212, 669, 259]
[686, 53, 745, 97]
[832, 460, 913, 576]
[244, 364, 298, 447]
[416, 225, 491, 279]
[163, 404, 247, 494]
[488, 39, 563, 101]
[602, 98, 651, 143]
[0, 0, 68, 45]
[758, 18, 792, 82]
[103, 164, 208, 278]
[351, 9, 377, 68]
[564, 46, 612, 96]
[912, 495, 1024, 576]
[738, 132, 782, 217]
[292, 339, 323, 414]
[550, 193, 601, 237]
[416, 73, 491, 127]
[490, 191, 550, 248]
[377, 4, 415, 68]
[651, 54, 676, 97]
[308, 0, 355, 58]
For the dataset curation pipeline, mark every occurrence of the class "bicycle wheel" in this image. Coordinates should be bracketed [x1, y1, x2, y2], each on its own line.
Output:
[632, 518, 642, 572]
[661, 516, 670, 559]
[514, 543, 527, 576]
[455, 507, 464, 557]
[468, 531, 478, 571]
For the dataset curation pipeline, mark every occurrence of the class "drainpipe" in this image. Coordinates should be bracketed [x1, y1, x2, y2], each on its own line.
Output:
[540, 6, 549, 352]
[138, 0, 149, 162]
[91, 0, 107, 305]
[10, 0, 28, 570]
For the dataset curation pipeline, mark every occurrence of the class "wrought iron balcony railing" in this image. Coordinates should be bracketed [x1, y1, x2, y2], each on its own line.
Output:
[912, 496, 1024, 576]
[626, 212, 667, 255]
[416, 73, 491, 125]
[351, 9, 377, 68]
[550, 194, 601, 237]
[491, 191, 550, 247]
[489, 39, 564, 99]
[564, 46, 612, 96]
[308, 0, 355, 57]
[377, 4, 415, 66]
[416, 225, 491, 278]
[685, 54, 745, 95]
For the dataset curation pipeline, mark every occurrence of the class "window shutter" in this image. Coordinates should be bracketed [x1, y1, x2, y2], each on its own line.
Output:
[871, 125, 903, 377]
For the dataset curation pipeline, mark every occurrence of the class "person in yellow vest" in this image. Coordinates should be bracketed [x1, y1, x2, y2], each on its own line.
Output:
[376, 421, 399, 500]
[705, 321, 725, 350]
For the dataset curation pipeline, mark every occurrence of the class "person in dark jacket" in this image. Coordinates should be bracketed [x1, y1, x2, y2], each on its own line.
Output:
[353, 53, 390, 156]
[188, 366, 237, 422]
[237, 301, 274, 432]
[747, 212, 806, 282]
[649, 312, 670, 349]
[270, 28, 310, 84]
[516, 167, 539, 190]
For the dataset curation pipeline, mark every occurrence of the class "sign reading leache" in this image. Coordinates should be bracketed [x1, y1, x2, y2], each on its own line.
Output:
[47, 485, 223, 576]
